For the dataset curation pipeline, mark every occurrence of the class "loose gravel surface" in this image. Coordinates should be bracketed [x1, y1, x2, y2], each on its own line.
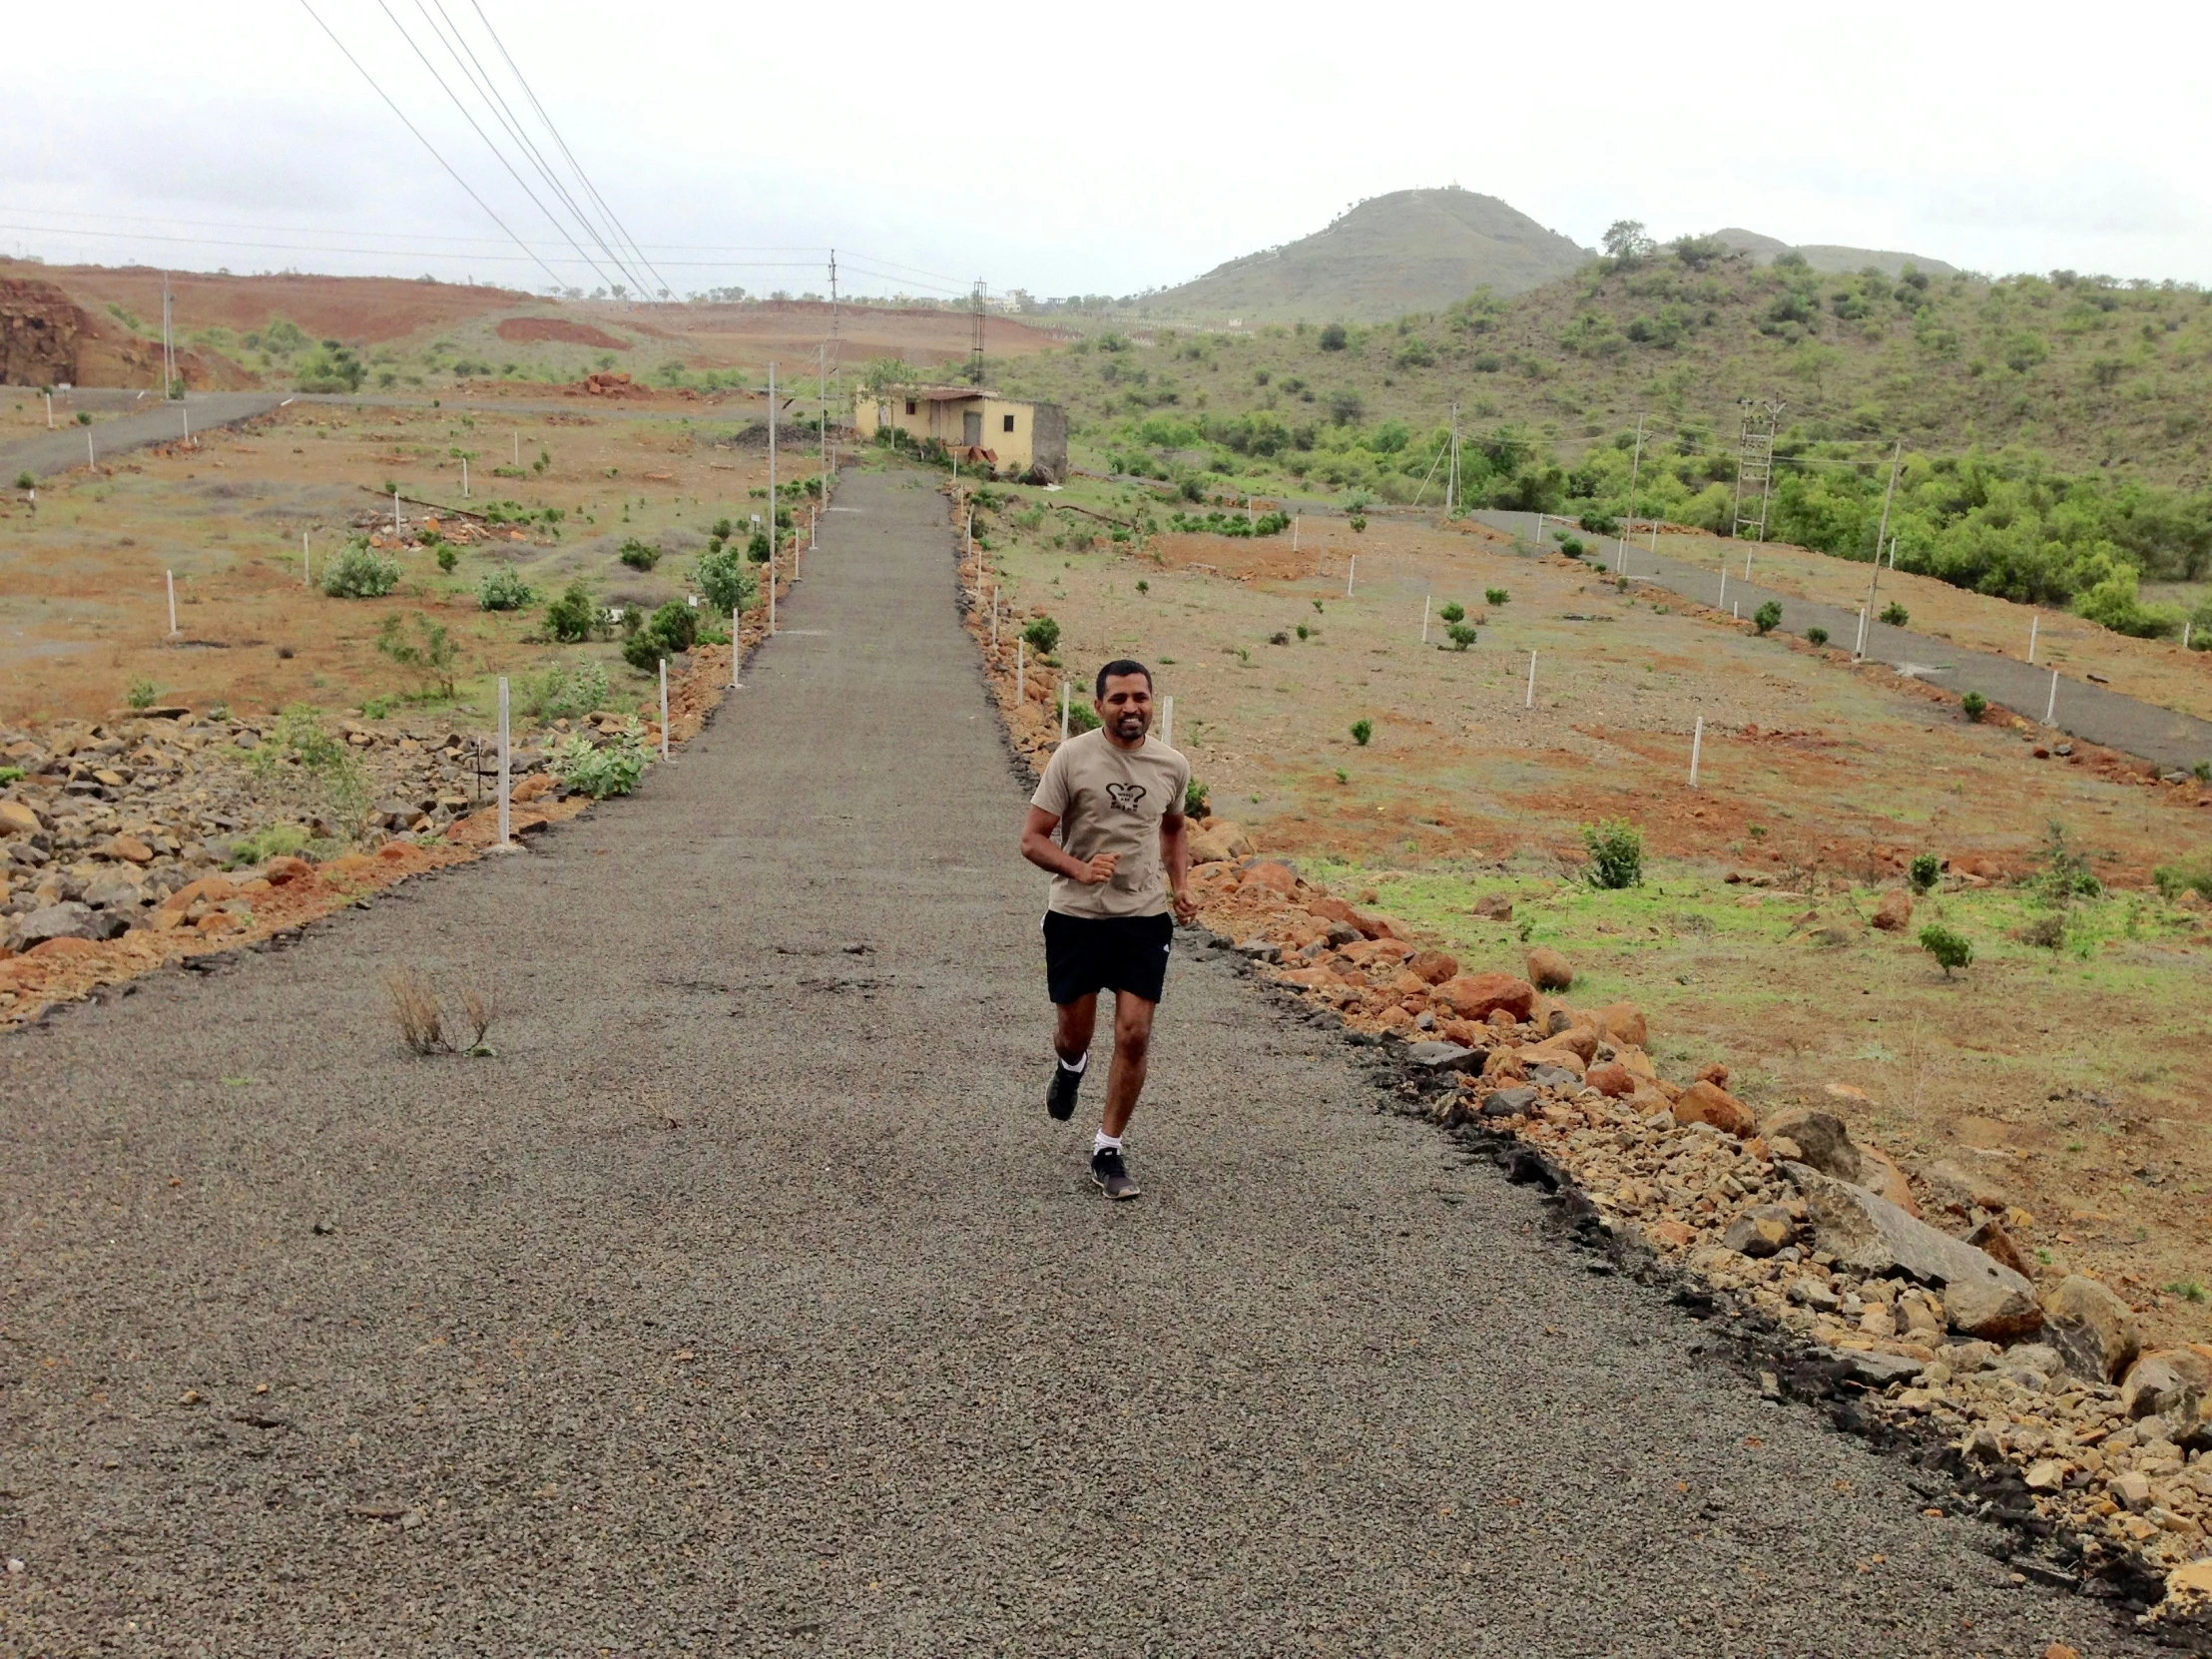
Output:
[0, 466, 2155, 1655]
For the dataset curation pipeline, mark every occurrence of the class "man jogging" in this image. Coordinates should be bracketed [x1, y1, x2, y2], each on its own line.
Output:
[1020, 659, 1194, 1200]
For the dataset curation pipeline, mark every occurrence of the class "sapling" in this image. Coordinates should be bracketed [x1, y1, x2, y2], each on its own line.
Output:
[1920, 923, 1973, 978]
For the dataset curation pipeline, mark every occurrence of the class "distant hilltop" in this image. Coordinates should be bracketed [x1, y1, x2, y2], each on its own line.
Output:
[1709, 228, 1955, 278]
[1132, 188, 1591, 322]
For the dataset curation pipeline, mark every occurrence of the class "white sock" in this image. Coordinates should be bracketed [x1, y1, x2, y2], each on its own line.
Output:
[1092, 1130, 1122, 1155]
[1057, 1050, 1088, 1073]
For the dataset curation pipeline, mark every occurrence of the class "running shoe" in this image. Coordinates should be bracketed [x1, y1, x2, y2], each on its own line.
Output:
[1046, 1061, 1083, 1122]
[1090, 1148, 1141, 1201]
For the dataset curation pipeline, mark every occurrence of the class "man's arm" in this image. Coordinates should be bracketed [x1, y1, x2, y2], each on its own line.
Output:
[1022, 806, 1117, 885]
[1159, 812, 1195, 924]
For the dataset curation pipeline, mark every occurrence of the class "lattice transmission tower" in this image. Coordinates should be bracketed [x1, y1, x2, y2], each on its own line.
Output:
[1731, 398, 1786, 544]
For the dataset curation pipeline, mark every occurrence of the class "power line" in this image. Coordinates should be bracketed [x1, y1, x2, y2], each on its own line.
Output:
[412, 0, 646, 294]
[466, 0, 673, 299]
[294, 0, 564, 288]
[0, 221, 830, 270]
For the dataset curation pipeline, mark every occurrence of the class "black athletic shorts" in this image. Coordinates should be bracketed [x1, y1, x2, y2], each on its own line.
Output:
[1042, 909, 1174, 1006]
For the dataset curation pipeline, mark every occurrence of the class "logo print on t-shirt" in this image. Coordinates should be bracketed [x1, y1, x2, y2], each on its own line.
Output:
[1105, 783, 1147, 813]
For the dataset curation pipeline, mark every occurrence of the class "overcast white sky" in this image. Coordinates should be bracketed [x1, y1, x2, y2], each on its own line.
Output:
[10, 1, 2209, 299]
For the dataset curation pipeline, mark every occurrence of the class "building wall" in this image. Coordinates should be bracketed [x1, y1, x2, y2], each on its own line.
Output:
[852, 388, 1065, 479]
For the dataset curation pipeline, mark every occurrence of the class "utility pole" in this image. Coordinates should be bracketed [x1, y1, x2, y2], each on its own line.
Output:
[767, 361, 778, 553]
[969, 279, 986, 386]
[1623, 412, 1646, 543]
[828, 248, 838, 340]
[162, 272, 177, 400]
[1731, 398, 1784, 544]
[1858, 438, 1905, 657]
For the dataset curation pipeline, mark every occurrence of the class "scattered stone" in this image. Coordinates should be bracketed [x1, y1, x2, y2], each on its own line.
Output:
[1525, 945, 1573, 990]
[1471, 891, 1513, 920]
[1941, 1278, 2044, 1341]
[1920, 1157, 2010, 1217]
[1962, 1216, 2033, 1280]
[8, 901, 122, 950]
[264, 855, 312, 886]
[1436, 972, 1535, 1023]
[1240, 860, 1299, 895]
[2039, 1275, 2141, 1382]
[1406, 948, 1457, 984]
[1871, 888, 1914, 931]
[1584, 1060, 1635, 1098]
[1722, 1205, 1797, 1259]
[1761, 1108, 1862, 1181]
[1782, 1163, 2032, 1295]
[1403, 1041, 1480, 1074]
[0, 800, 44, 836]
[2121, 1351, 2211, 1420]
[1672, 1079, 1756, 1138]
[1480, 1087, 1538, 1118]
[1855, 1146, 1918, 1215]
[1833, 1350, 1925, 1386]
[2022, 1458, 2066, 1492]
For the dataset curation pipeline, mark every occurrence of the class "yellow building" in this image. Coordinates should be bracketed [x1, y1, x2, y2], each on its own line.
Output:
[852, 385, 1068, 480]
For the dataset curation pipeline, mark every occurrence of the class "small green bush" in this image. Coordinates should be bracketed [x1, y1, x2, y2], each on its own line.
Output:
[1806, 626, 1830, 646]
[1349, 515, 1368, 533]
[1581, 819, 1643, 888]
[2035, 821, 2102, 903]
[433, 541, 458, 574]
[477, 567, 536, 611]
[1880, 601, 1910, 627]
[1023, 616, 1061, 655]
[1135, 579, 1149, 595]
[226, 823, 311, 867]
[695, 542, 756, 616]
[1753, 600, 1782, 634]
[1185, 778, 1210, 818]
[2152, 855, 2212, 903]
[545, 581, 596, 644]
[747, 527, 772, 562]
[14, 471, 33, 491]
[126, 678, 157, 710]
[375, 614, 459, 699]
[1351, 719, 1373, 746]
[320, 540, 401, 598]
[524, 659, 609, 722]
[1558, 535, 1585, 557]
[1446, 623, 1477, 651]
[1909, 852, 1942, 893]
[1439, 601, 1466, 624]
[1065, 698, 1101, 735]
[0, 766, 22, 786]
[1485, 588, 1509, 607]
[2196, 760, 2212, 783]
[1960, 691, 1988, 722]
[1920, 923, 1974, 977]
[621, 600, 702, 672]
[1296, 623, 1312, 641]
[552, 722, 649, 798]
[618, 537, 661, 571]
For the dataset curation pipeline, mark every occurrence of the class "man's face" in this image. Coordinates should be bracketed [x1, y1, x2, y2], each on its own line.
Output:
[1096, 674, 1152, 744]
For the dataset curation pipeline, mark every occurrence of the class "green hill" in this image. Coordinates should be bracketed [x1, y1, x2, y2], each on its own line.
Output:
[982, 242, 2212, 634]
[1130, 188, 1589, 322]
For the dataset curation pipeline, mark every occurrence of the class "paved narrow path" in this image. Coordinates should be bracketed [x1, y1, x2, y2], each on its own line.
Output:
[1, 467, 2149, 1655]
[0, 391, 287, 481]
[1471, 507, 2212, 775]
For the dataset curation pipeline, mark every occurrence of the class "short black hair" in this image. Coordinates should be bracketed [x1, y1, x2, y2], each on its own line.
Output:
[1095, 659, 1152, 699]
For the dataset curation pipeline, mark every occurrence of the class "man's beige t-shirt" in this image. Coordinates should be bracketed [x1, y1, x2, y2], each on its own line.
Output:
[1030, 728, 1190, 918]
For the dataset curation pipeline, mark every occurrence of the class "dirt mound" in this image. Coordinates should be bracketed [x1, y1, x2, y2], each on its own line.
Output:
[0, 278, 92, 385]
[570, 370, 653, 398]
[497, 316, 630, 349]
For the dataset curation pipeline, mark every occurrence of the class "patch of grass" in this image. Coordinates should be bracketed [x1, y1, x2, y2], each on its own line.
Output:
[523, 659, 609, 723]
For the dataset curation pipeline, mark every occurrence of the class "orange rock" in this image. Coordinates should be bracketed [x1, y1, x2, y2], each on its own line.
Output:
[1406, 948, 1458, 984]
[100, 834, 155, 863]
[26, 935, 100, 960]
[1650, 1219, 1696, 1250]
[194, 912, 235, 934]
[1594, 1001, 1648, 1048]
[160, 875, 237, 914]
[1859, 1146, 1919, 1216]
[1241, 860, 1298, 895]
[1872, 888, 1914, 932]
[376, 841, 414, 861]
[1437, 1018, 1483, 1047]
[1526, 945, 1574, 990]
[1696, 1061, 1730, 1085]
[1436, 971, 1535, 1022]
[1520, 1042, 1587, 1078]
[1537, 1025, 1598, 1063]
[513, 774, 555, 804]
[1586, 1061, 1636, 1097]
[1673, 1079, 1757, 1137]
[264, 855, 312, 885]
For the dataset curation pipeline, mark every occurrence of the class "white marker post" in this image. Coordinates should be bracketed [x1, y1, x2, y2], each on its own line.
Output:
[166, 569, 179, 637]
[1718, 569, 1728, 609]
[659, 659, 670, 760]
[1292, 514, 1300, 552]
[769, 553, 778, 635]
[2185, 620, 2195, 652]
[44, 391, 53, 429]
[1060, 681, 1070, 742]
[392, 490, 401, 537]
[1346, 556, 1356, 599]
[513, 432, 520, 467]
[86, 428, 95, 469]
[1855, 605, 1868, 660]
[1525, 651, 1536, 709]
[1743, 545, 1752, 580]
[183, 403, 191, 446]
[301, 530, 310, 588]
[1420, 595, 1430, 644]
[1016, 637, 1026, 704]
[1162, 694, 1175, 749]
[462, 456, 469, 497]
[1733, 601, 1741, 621]
[1689, 717, 1705, 789]
[496, 677, 512, 848]
[810, 506, 818, 550]
[2045, 668, 2059, 725]
[2027, 613, 2039, 664]
[1533, 511, 1544, 548]
[990, 594, 999, 653]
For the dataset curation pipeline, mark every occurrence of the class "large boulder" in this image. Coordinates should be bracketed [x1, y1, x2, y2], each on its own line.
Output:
[1871, 888, 1914, 931]
[1941, 1279, 2044, 1341]
[1593, 1002, 1648, 1049]
[1525, 945, 1574, 990]
[2039, 1276, 2141, 1382]
[8, 901, 125, 950]
[1762, 1108, 1862, 1182]
[1436, 972, 1535, 1023]
[1406, 948, 1458, 985]
[1672, 1079, 1757, 1138]
[1471, 891, 1513, 920]
[1722, 1206, 1797, 1258]
[2120, 1349, 2212, 1420]
[1240, 860, 1299, 895]
[1781, 1162, 2033, 1296]
[1186, 824, 1236, 864]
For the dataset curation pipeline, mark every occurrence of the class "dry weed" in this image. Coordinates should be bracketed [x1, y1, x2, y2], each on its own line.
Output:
[386, 970, 497, 1056]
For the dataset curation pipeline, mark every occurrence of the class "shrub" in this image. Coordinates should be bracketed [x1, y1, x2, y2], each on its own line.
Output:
[1485, 588, 1509, 607]
[552, 722, 649, 798]
[1065, 698, 1100, 734]
[1185, 778, 1210, 818]
[434, 542, 458, 573]
[1578, 511, 1619, 536]
[1269, 630, 1290, 645]
[1960, 691, 1988, 722]
[477, 567, 536, 611]
[1880, 601, 1910, 626]
[1349, 515, 1368, 533]
[1136, 579, 1149, 595]
[1558, 535, 1585, 557]
[249, 703, 370, 840]
[14, 471, 33, 491]
[618, 537, 661, 571]
[2152, 855, 2212, 902]
[545, 581, 596, 643]
[1909, 852, 1942, 893]
[1753, 600, 1782, 634]
[226, 823, 311, 867]
[1806, 626, 1830, 646]
[1023, 616, 1061, 655]
[1296, 624, 1311, 641]
[1446, 623, 1477, 650]
[620, 600, 701, 673]
[747, 526, 772, 562]
[2035, 821, 2102, 904]
[523, 659, 609, 722]
[375, 613, 459, 699]
[2018, 913, 2066, 950]
[385, 969, 496, 1057]
[1438, 601, 1466, 624]
[1351, 719, 1373, 747]
[126, 678, 157, 710]
[320, 540, 401, 598]
[1920, 923, 1974, 977]
[695, 542, 756, 616]
[1318, 323, 1348, 351]
[1581, 819, 1643, 888]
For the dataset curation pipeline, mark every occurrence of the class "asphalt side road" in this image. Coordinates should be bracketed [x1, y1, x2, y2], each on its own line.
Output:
[0, 466, 2154, 1655]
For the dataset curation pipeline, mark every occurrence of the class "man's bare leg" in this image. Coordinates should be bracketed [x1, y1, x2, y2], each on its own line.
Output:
[1100, 991, 1157, 1138]
[1054, 993, 1098, 1066]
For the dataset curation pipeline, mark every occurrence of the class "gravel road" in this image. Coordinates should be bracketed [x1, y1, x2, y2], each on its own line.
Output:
[0, 466, 2153, 1655]
[1471, 507, 2212, 776]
